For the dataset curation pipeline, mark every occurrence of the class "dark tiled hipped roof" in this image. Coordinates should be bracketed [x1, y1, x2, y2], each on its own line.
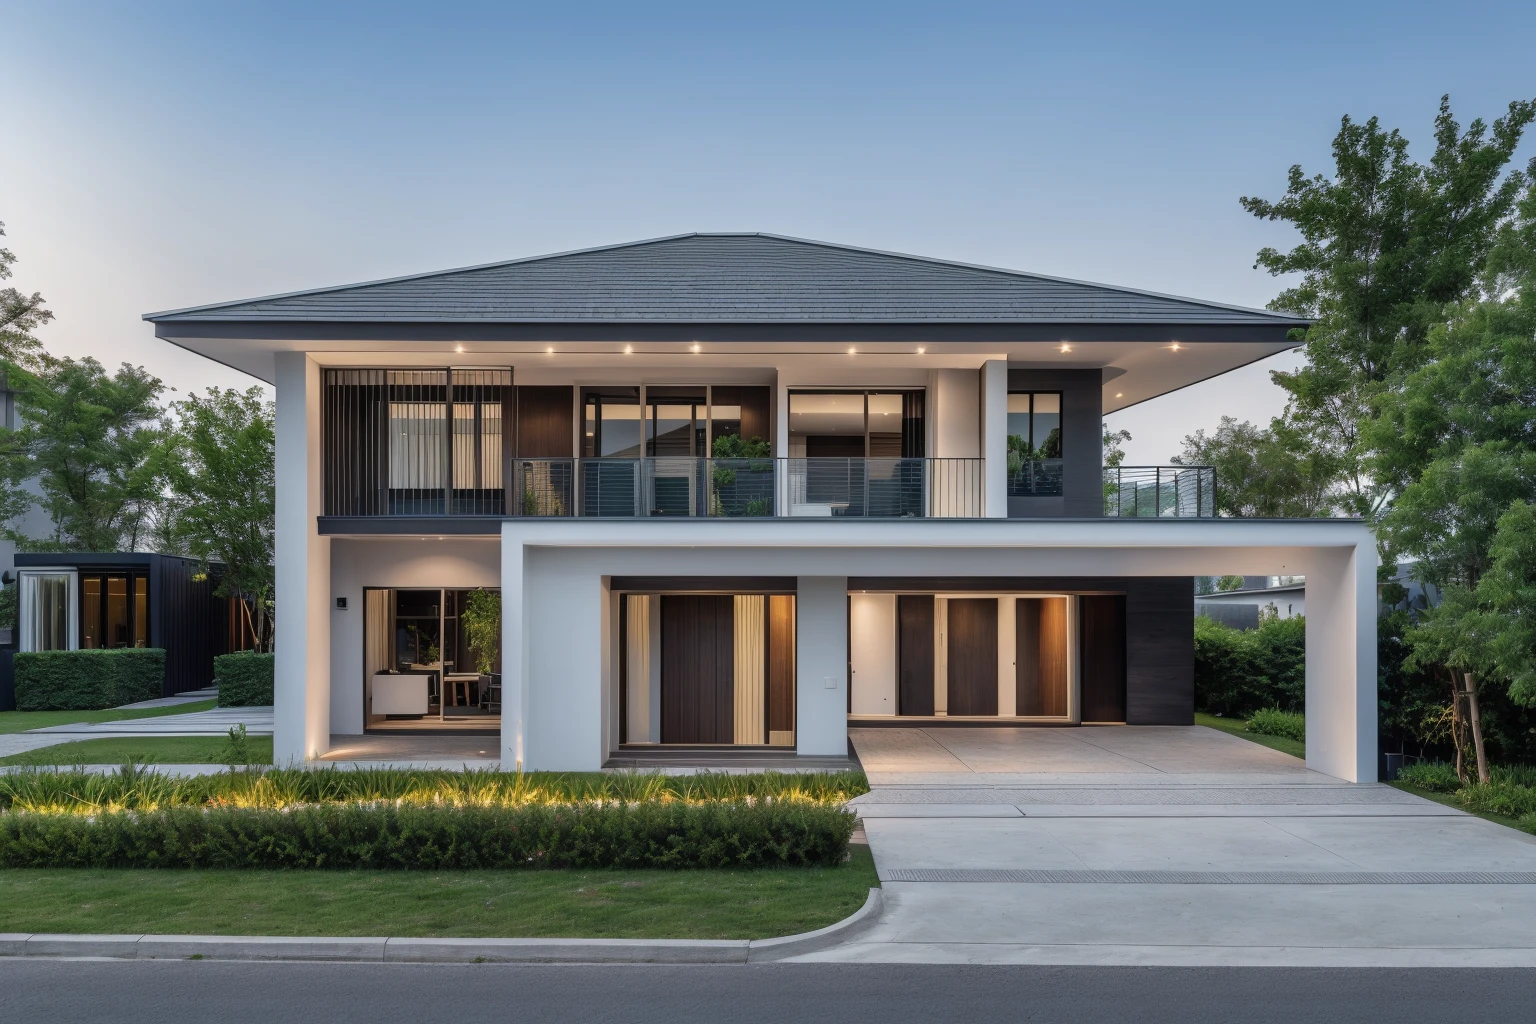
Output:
[146, 233, 1306, 326]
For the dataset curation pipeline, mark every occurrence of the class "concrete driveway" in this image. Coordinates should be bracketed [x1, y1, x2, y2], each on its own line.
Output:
[802, 726, 1536, 966]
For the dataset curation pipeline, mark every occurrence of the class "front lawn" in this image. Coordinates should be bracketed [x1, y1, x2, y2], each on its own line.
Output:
[0, 734, 273, 767]
[0, 845, 878, 939]
[1194, 711, 1306, 759]
[0, 699, 218, 735]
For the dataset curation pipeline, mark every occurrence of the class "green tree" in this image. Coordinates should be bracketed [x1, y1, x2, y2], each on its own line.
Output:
[165, 387, 275, 651]
[0, 356, 167, 551]
[1175, 416, 1337, 517]
[1368, 175, 1536, 781]
[0, 220, 50, 366]
[1238, 96, 1535, 517]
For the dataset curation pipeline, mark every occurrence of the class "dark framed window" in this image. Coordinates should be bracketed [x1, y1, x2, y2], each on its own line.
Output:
[80, 573, 148, 649]
[787, 389, 925, 458]
[1006, 392, 1062, 459]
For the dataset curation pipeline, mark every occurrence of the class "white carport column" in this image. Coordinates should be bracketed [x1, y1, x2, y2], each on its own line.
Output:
[980, 359, 1008, 518]
[1304, 541, 1379, 782]
[499, 529, 526, 770]
[272, 352, 331, 764]
[796, 577, 849, 756]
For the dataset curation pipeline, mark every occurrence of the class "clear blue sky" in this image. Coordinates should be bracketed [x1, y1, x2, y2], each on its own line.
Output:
[4, 1, 1533, 461]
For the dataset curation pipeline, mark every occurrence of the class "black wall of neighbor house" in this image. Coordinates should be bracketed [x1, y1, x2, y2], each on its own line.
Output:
[1005, 369, 1104, 519]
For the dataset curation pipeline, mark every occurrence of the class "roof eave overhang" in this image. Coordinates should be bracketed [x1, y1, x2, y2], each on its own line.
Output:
[152, 319, 1306, 346]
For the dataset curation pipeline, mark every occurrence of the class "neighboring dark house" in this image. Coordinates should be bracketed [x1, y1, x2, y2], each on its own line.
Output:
[2, 552, 250, 709]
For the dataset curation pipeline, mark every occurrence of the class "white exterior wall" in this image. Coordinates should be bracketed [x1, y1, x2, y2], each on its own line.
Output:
[931, 368, 980, 458]
[273, 353, 331, 764]
[327, 538, 500, 735]
[499, 518, 1377, 779]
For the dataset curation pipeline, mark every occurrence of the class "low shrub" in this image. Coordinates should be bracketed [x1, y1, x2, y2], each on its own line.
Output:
[1194, 614, 1305, 717]
[13, 649, 165, 710]
[1456, 781, 1536, 819]
[216, 652, 274, 707]
[0, 765, 870, 815]
[1245, 708, 1305, 743]
[0, 801, 856, 870]
[1395, 761, 1461, 793]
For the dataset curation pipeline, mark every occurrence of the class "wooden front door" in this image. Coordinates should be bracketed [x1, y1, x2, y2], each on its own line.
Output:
[897, 594, 935, 716]
[660, 595, 735, 743]
[946, 598, 998, 716]
[1080, 595, 1127, 723]
[1016, 597, 1069, 717]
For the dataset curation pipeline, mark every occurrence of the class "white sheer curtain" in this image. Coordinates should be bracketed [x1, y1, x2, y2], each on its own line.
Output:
[20, 572, 74, 652]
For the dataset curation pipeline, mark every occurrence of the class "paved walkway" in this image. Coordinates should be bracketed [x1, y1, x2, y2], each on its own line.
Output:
[797, 726, 1536, 967]
[27, 706, 274, 737]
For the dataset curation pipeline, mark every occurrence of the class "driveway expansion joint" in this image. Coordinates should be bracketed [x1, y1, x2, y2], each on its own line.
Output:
[881, 868, 1536, 884]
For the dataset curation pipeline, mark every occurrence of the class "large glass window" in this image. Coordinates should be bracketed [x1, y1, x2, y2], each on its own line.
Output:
[787, 390, 925, 458]
[1007, 392, 1062, 458]
[78, 573, 147, 649]
[582, 386, 642, 458]
[645, 386, 707, 456]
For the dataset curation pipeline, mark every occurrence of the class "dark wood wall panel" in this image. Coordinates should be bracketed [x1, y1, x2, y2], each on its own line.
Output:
[767, 594, 796, 734]
[1126, 578, 1195, 724]
[713, 386, 772, 450]
[1017, 598, 1068, 716]
[660, 595, 736, 743]
[946, 598, 998, 716]
[514, 385, 574, 457]
[897, 594, 935, 716]
[1080, 595, 1127, 723]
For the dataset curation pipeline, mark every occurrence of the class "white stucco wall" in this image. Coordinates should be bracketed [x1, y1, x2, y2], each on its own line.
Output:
[499, 517, 1378, 779]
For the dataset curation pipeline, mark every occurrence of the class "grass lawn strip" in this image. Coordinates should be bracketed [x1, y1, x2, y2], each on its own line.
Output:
[0, 846, 878, 940]
[0, 734, 273, 767]
[1390, 781, 1536, 837]
[0, 700, 218, 735]
[1193, 711, 1305, 759]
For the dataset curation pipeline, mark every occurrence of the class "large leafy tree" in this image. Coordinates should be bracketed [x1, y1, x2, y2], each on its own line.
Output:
[164, 387, 275, 650]
[1175, 415, 1337, 517]
[1205, 96, 1535, 518]
[0, 220, 50, 367]
[0, 356, 167, 551]
[1367, 175, 1536, 781]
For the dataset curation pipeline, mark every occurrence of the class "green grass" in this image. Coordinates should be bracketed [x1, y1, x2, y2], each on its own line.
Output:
[0, 700, 217, 735]
[1390, 781, 1536, 836]
[1194, 711, 1306, 759]
[0, 734, 273, 767]
[0, 845, 879, 939]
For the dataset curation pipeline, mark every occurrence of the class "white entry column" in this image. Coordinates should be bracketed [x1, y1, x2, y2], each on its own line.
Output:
[797, 576, 849, 755]
[981, 359, 1009, 518]
[1304, 544, 1379, 782]
[273, 352, 331, 764]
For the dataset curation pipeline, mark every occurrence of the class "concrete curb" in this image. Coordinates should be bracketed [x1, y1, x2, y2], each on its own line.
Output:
[0, 888, 884, 965]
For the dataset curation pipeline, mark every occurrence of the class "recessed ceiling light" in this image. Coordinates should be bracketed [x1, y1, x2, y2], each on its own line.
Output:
[1060, 343, 1072, 353]
[454, 344, 464, 353]
[691, 343, 701, 353]
[1115, 392, 1123, 398]
[546, 347, 554, 354]
[623, 345, 633, 355]
[917, 347, 926, 354]
[1170, 341, 1181, 351]
[848, 347, 857, 355]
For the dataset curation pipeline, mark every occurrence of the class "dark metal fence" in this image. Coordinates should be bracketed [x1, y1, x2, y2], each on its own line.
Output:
[1103, 465, 1216, 517]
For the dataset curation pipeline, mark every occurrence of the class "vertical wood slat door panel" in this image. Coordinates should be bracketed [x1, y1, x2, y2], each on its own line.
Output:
[946, 598, 998, 716]
[897, 594, 935, 716]
[660, 595, 735, 743]
[514, 386, 575, 457]
[1080, 595, 1127, 723]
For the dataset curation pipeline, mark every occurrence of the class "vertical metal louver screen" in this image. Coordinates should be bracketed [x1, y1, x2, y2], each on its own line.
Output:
[323, 368, 512, 517]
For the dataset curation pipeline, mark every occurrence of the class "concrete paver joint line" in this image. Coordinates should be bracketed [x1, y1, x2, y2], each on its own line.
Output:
[881, 868, 1536, 884]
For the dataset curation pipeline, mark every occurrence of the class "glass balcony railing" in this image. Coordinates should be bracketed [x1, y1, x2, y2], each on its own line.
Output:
[1007, 458, 1064, 497]
[503, 457, 983, 519]
[1104, 465, 1216, 517]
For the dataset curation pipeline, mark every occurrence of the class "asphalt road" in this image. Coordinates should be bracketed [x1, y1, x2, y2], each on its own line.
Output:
[3, 961, 1534, 1023]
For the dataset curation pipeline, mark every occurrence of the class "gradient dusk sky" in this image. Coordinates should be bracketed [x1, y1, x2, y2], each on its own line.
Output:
[3, 1, 1533, 462]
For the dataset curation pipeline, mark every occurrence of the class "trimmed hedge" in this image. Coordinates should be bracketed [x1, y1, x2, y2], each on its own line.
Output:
[0, 801, 857, 870]
[1245, 707, 1305, 743]
[1194, 614, 1305, 716]
[216, 652, 274, 707]
[13, 649, 165, 711]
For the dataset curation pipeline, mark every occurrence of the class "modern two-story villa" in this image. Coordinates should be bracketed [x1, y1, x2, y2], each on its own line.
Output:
[146, 233, 1379, 780]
